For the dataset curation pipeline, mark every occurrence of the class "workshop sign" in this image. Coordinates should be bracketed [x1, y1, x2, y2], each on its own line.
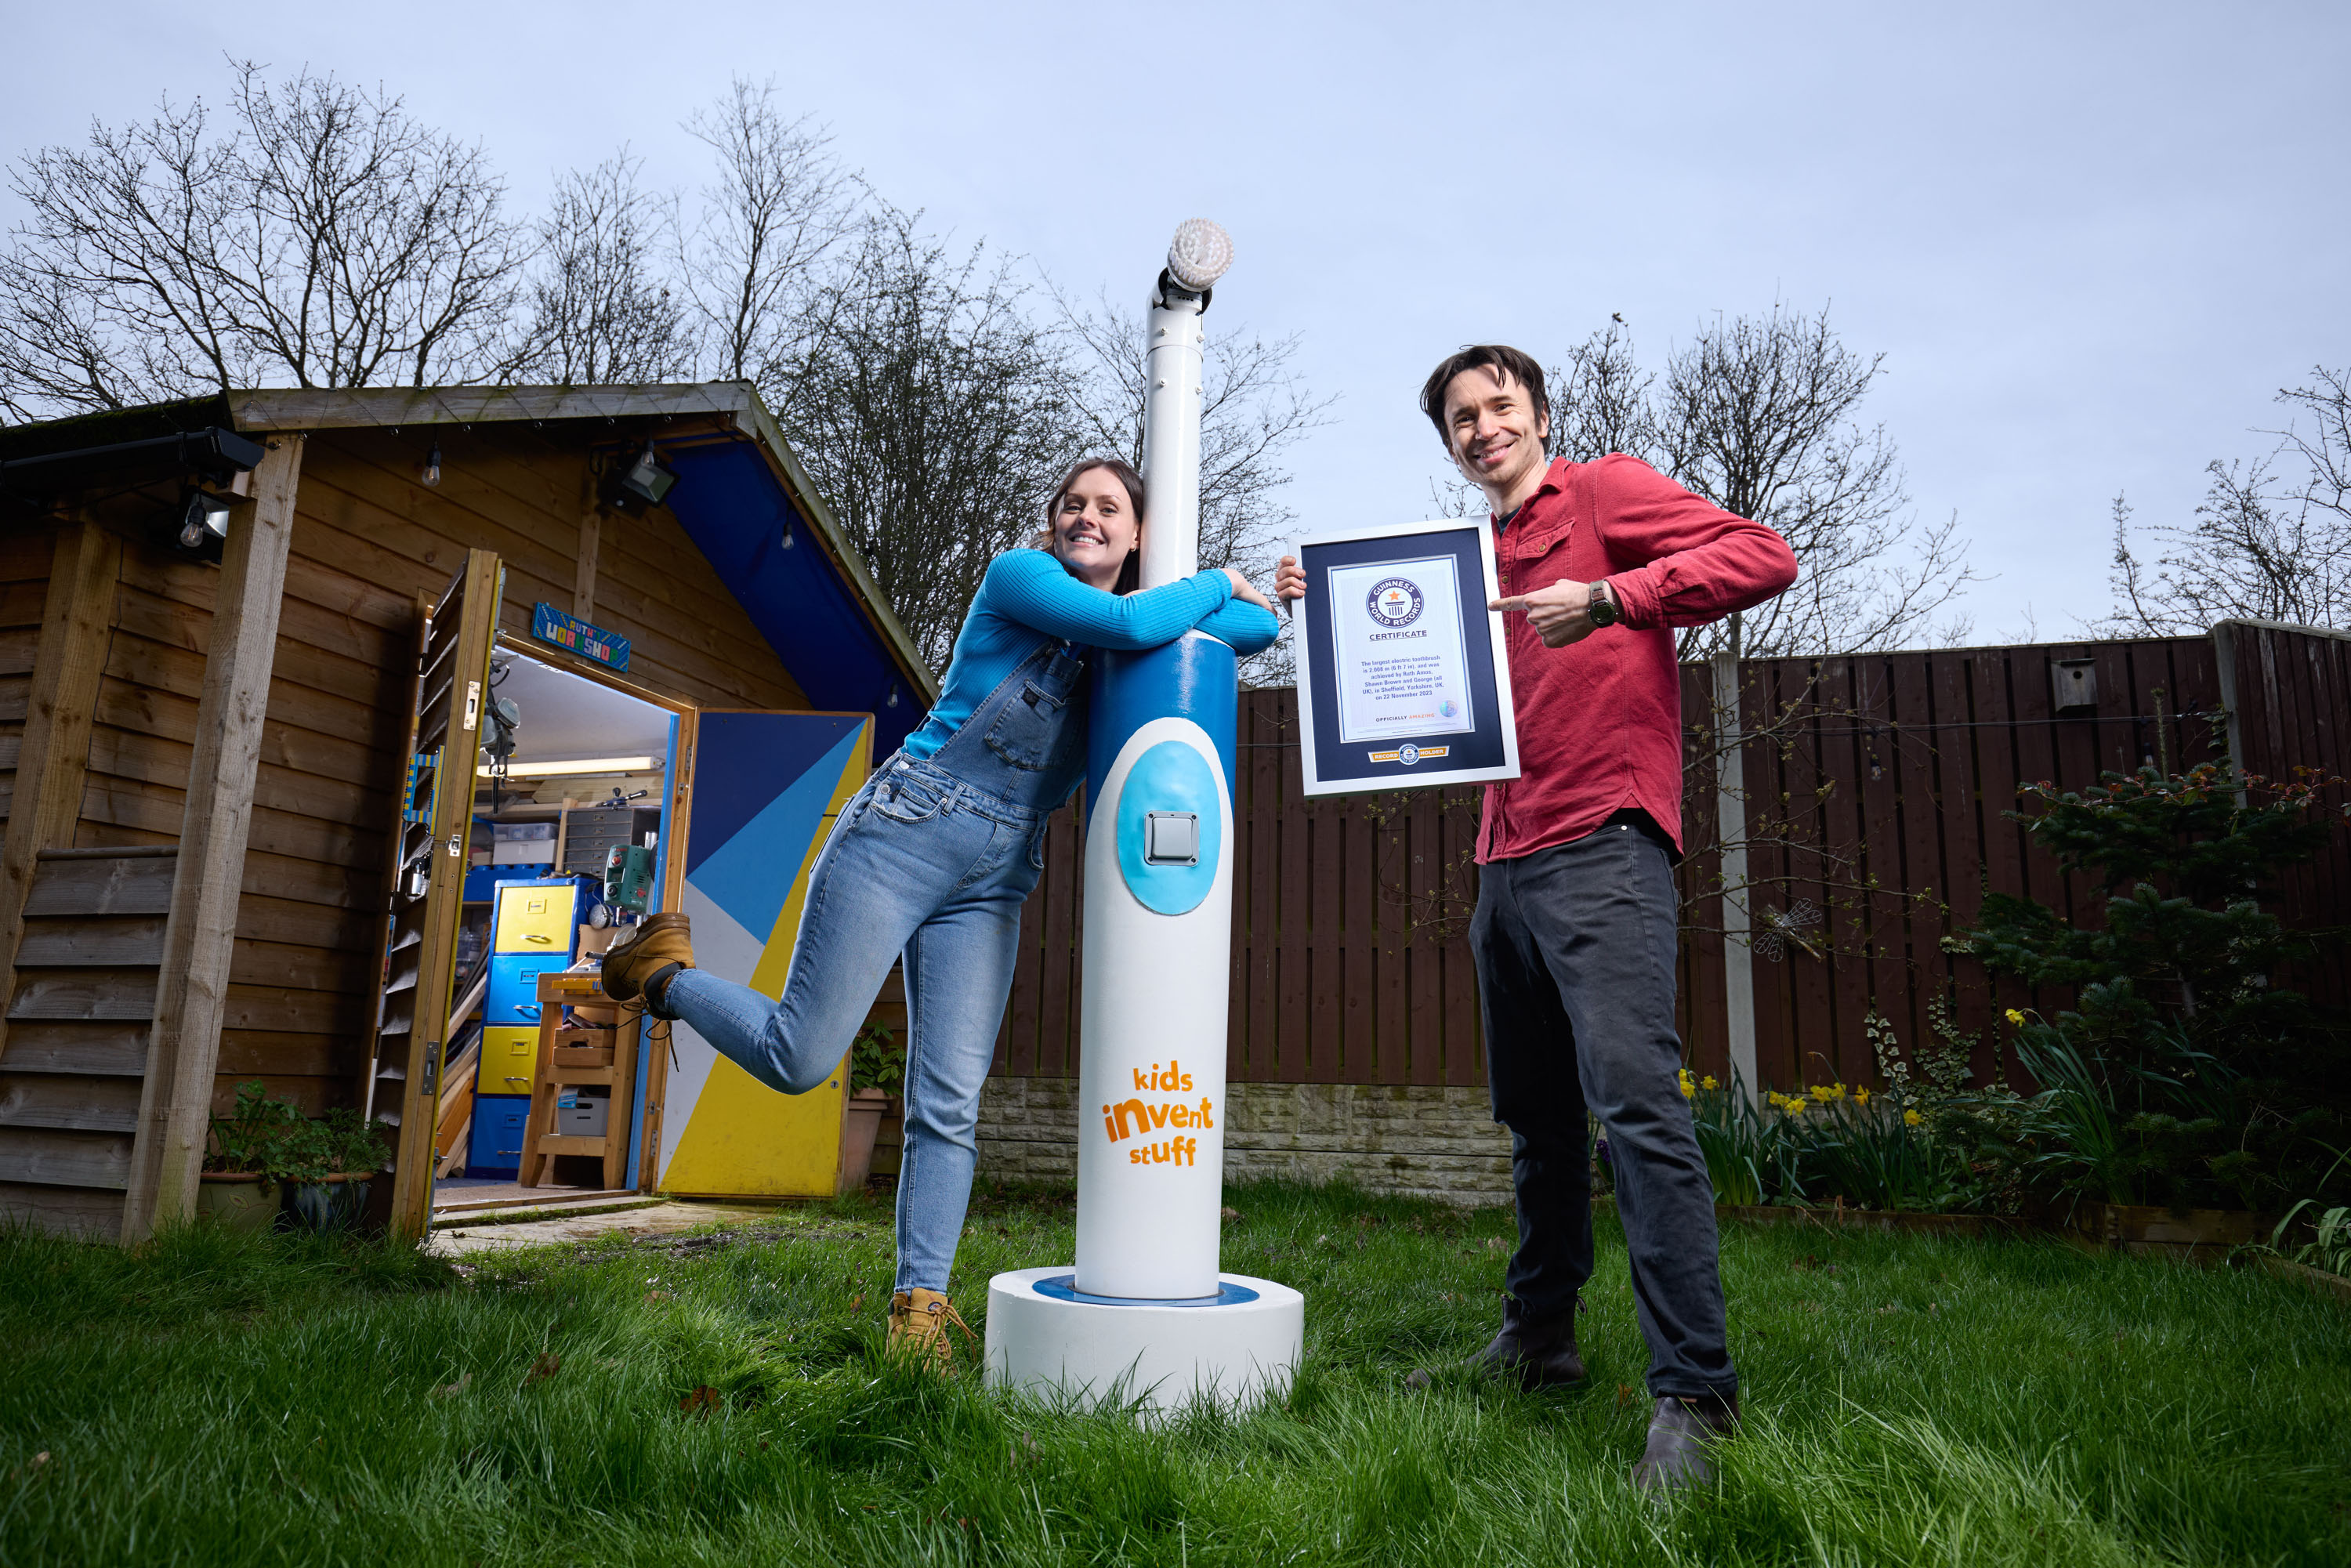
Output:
[531, 602, 631, 672]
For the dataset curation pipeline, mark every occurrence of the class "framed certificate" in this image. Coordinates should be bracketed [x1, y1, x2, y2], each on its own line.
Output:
[1290, 517, 1520, 796]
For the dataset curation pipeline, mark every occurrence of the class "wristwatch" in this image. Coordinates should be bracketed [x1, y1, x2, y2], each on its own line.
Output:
[1587, 581, 1620, 628]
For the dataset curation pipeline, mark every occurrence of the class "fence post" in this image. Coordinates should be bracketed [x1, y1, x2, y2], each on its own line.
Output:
[1712, 654, 1760, 1102]
[2209, 621, 2251, 806]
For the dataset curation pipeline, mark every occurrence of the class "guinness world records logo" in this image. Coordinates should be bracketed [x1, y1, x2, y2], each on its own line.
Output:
[1366, 577, 1423, 627]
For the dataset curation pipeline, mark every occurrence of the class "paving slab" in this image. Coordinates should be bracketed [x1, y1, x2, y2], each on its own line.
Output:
[429, 1200, 778, 1255]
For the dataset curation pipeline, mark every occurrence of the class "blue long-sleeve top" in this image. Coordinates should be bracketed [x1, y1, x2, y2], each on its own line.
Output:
[903, 549, 1280, 761]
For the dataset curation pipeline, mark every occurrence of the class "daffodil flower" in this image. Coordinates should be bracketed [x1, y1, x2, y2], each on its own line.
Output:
[1701, 1075, 1719, 1092]
[1853, 1086, 1870, 1106]
[2005, 1007, 2027, 1026]
[1904, 1109, 1923, 1126]
[1677, 1068, 1696, 1099]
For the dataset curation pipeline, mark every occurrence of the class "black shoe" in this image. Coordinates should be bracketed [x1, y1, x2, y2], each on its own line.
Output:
[1464, 1295, 1588, 1389]
[1631, 1392, 1740, 1493]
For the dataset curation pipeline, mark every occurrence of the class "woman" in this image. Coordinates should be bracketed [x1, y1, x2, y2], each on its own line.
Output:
[600, 457, 1280, 1364]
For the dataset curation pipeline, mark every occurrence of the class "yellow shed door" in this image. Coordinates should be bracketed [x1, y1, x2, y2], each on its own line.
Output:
[654, 712, 872, 1198]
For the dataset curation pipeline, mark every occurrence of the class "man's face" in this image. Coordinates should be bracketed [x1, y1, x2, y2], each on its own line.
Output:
[1442, 365, 1551, 498]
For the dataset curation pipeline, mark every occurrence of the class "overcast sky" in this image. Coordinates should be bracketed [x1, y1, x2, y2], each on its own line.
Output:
[9, 1, 2346, 641]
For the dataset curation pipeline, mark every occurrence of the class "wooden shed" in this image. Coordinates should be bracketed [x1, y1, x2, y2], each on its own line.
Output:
[0, 382, 933, 1242]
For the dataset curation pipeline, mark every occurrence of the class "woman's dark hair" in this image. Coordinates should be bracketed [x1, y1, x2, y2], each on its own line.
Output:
[1419, 344, 1549, 448]
[1034, 456, 1147, 595]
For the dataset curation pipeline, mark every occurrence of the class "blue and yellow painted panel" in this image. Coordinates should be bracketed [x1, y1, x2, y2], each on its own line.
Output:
[656, 712, 872, 1198]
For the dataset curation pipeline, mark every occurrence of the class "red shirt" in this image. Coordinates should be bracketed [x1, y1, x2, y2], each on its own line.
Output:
[1480, 455, 1798, 861]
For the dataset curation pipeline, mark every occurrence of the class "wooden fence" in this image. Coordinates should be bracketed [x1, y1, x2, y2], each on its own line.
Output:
[991, 625, 2350, 1092]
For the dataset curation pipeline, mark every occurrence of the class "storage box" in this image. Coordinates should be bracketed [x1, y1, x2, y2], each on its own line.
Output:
[556, 1089, 610, 1138]
[493, 822, 556, 842]
[491, 841, 557, 865]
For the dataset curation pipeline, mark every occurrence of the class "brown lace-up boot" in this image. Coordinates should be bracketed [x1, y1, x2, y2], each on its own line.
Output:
[599, 912, 694, 1013]
[886, 1289, 975, 1373]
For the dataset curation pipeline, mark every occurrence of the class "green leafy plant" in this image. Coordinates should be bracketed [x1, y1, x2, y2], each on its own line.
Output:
[205, 1081, 302, 1175]
[204, 1084, 388, 1184]
[1684, 1070, 1766, 1207]
[2270, 1201, 2351, 1277]
[849, 1024, 903, 1097]
[1681, 1047, 2001, 1214]
[270, 1107, 392, 1186]
[1955, 762, 2350, 1210]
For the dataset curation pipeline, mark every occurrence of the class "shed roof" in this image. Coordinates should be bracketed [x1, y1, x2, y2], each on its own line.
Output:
[3, 381, 936, 751]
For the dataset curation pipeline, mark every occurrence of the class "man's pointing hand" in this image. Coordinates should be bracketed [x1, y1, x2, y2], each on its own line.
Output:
[1490, 578, 1617, 649]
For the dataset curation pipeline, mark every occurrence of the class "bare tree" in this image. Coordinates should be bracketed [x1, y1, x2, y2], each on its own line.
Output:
[504, 152, 692, 386]
[2106, 365, 2351, 634]
[678, 78, 855, 388]
[1437, 308, 1976, 659]
[0, 61, 531, 418]
[1057, 289, 1335, 683]
[770, 209, 1081, 672]
[1547, 321, 1655, 465]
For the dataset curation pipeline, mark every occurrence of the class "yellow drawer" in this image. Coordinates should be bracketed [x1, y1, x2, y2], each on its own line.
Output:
[494, 886, 574, 954]
[476, 1026, 539, 1095]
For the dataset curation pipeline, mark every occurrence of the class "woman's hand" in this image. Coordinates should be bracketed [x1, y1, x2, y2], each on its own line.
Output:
[1223, 567, 1275, 612]
[1273, 555, 1306, 604]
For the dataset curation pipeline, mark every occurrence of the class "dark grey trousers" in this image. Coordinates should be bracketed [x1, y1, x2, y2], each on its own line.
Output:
[1471, 813, 1737, 1401]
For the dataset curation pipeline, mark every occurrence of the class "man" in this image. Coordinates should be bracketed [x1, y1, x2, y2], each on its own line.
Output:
[1277, 346, 1796, 1491]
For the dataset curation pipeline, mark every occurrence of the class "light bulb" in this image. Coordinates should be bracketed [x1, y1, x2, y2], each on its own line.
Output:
[781, 522, 796, 549]
[1167, 219, 1234, 293]
[422, 442, 442, 487]
[886, 684, 900, 708]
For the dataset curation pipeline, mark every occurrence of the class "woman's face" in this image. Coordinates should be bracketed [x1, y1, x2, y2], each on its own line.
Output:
[1052, 467, 1140, 589]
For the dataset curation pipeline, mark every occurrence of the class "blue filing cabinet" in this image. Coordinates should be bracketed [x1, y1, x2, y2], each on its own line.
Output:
[466, 1094, 531, 1177]
[468, 877, 593, 1181]
[486, 953, 560, 1029]
[484, 877, 589, 1027]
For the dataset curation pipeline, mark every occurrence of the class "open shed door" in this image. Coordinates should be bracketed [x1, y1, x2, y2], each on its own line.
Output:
[368, 550, 503, 1234]
[651, 711, 871, 1198]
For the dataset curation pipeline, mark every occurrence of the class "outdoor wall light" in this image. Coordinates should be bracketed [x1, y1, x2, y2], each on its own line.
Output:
[178, 489, 233, 548]
[618, 443, 677, 508]
[165, 487, 242, 563]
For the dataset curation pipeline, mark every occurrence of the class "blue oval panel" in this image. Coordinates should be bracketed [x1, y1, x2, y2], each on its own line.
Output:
[1116, 740, 1223, 916]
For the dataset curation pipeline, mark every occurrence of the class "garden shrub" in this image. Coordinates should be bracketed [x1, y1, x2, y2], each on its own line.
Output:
[1955, 762, 2349, 1211]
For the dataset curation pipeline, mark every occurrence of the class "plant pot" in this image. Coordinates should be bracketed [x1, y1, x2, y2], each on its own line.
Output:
[841, 1089, 890, 1193]
[283, 1172, 376, 1233]
[2060, 1200, 2265, 1262]
[197, 1172, 281, 1235]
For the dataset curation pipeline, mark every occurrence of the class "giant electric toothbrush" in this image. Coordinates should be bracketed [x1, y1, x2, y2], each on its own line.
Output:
[985, 222, 1302, 1407]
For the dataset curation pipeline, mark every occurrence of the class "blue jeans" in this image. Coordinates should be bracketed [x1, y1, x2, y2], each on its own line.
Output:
[1471, 812, 1738, 1403]
[663, 755, 1047, 1292]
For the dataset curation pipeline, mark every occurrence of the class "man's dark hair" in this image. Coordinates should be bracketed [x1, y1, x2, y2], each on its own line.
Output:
[1419, 345, 1549, 447]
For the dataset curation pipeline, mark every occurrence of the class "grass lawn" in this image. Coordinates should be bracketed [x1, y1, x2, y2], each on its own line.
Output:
[3, 1179, 2347, 1566]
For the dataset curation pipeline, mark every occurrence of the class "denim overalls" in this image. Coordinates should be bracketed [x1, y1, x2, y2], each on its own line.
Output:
[661, 639, 1088, 1291]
